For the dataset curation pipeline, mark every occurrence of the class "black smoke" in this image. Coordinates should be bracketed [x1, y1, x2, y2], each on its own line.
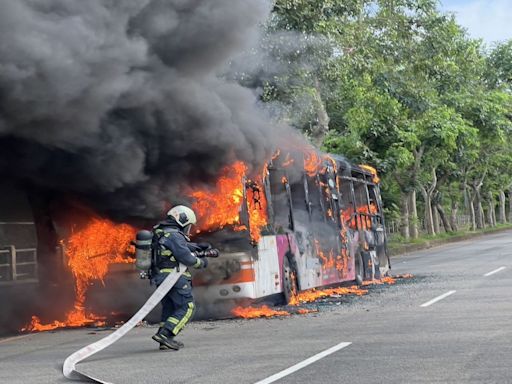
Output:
[0, 0, 292, 220]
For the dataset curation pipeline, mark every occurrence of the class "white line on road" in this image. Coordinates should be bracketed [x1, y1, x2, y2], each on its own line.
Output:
[420, 290, 456, 307]
[254, 342, 352, 384]
[483, 266, 506, 277]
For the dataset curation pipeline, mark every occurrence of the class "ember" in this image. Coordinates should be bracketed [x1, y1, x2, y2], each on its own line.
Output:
[296, 308, 319, 315]
[288, 286, 368, 306]
[231, 305, 290, 319]
[362, 276, 396, 286]
[22, 218, 136, 332]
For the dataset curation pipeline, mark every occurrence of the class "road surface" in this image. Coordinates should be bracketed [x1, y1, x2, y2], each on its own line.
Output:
[1, 230, 511, 384]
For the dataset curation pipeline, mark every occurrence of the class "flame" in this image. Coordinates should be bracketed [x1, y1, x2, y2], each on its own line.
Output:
[231, 305, 290, 319]
[231, 275, 407, 319]
[191, 161, 247, 232]
[359, 164, 381, 183]
[288, 286, 368, 306]
[22, 218, 136, 332]
[304, 150, 322, 177]
[190, 161, 268, 242]
[314, 239, 337, 271]
[246, 179, 268, 242]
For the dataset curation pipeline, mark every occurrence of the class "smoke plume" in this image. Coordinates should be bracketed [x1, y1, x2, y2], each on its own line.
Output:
[0, 0, 290, 219]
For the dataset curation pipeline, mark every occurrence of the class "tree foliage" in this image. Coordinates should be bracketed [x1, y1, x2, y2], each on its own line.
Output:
[262, 0, 512, 236]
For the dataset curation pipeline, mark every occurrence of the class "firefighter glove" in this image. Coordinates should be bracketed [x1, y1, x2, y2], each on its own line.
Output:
[197, 242, 212, 250]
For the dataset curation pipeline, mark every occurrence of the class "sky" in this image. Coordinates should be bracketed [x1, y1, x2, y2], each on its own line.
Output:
[440, 0, 512, 44]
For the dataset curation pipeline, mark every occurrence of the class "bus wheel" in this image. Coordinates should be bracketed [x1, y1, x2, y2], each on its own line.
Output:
[282, 255, 298, 305]
[355, 251, 364, 286]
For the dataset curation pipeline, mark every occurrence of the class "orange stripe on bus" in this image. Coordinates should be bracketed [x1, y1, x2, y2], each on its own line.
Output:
[193, 269, 255, 286]
[222, 269, 255, 284]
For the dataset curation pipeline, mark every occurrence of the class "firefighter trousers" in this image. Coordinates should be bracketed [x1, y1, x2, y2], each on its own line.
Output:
[157, 274, 196, 336]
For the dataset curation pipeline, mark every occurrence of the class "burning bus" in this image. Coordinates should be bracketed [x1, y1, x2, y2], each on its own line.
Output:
[191, 149, 390, 307]
[1, 147, 389, 333]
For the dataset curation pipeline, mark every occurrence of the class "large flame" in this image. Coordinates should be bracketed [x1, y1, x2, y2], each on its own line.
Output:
[22, 218, 136, 332]
[190, 161, 268, 242]
[191, 161, 247, 232]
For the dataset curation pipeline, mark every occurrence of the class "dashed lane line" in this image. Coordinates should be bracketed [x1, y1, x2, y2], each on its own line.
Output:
[420, 290, 457, 308]
[483, 266, 506, 277]
[253, 342, 352, 384]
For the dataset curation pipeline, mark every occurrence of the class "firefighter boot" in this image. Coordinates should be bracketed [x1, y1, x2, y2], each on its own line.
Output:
[159, 340, 184, 350]
[152, 328, 182, 350]
[154, 327, 184, 350]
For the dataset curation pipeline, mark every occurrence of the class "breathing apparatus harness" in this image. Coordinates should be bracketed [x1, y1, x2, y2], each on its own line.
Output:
[134, 223, 219, 281]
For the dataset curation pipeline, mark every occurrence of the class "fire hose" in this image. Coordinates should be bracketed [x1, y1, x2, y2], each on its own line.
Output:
[62, 264, 186, 383]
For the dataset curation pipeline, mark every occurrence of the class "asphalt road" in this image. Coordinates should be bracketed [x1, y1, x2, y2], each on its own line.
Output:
[1, 230, 511, 384]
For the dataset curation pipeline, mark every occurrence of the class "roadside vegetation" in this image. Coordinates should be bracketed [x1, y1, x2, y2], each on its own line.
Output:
[242, 0, 512, 242]
[387, 223, 512, 255]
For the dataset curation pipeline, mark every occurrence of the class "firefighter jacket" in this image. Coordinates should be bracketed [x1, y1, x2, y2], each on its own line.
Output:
[152, 221, 204, 279]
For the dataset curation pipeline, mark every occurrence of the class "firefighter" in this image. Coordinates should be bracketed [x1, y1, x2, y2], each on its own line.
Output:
[151, 205, 213, 350]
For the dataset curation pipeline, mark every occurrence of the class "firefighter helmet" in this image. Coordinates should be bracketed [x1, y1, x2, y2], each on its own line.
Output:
[167, 205, 197, 228]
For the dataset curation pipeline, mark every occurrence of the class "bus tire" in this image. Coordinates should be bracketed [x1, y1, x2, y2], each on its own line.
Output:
[355, 251, 364, 285]
[282, 254, 299, 305]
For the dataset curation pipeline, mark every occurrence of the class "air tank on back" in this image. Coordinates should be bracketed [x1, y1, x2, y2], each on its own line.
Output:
[134, 230, 153, 270]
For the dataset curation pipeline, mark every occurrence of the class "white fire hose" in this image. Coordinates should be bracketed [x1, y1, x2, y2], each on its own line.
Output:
[63, 265, 185, 383]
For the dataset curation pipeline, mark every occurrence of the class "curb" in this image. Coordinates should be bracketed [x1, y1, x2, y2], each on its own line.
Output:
[388, 226, 512, 257]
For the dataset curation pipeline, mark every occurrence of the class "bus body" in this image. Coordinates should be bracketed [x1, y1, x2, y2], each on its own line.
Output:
[193, 152, 390, 304]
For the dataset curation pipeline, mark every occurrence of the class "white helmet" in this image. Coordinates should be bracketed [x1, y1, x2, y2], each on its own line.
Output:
[167, 205, 197, 228]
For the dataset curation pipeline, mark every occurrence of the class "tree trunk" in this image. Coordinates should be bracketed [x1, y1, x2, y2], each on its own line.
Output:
[432, 205, 440, 234]
[421, 189, 435, 235]
[499, 190, 507, 224]
[486, 195, 494, 227]
[450, 200, 458, 232]
[436, 203, 452, 233]
[408, 190, 419, 239]
[509, 185, 512, 223]
[399, 192, 410, 240]
[489, 192, 497, 226]
[475, 190, 485, 229]
[419, 168, 437, 236]
[469, 198, 476, 231]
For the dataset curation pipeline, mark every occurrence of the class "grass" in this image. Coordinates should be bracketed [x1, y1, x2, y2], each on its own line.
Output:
[387, 223, 512, 254]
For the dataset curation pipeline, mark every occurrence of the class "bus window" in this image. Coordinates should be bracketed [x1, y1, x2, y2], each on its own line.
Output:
[353, 179, 370, 229]
[367, 184, 383, 227]
[338, 177, 356, 229]
[268, 167, 292, 232]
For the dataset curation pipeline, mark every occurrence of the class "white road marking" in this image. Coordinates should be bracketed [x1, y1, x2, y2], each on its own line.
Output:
[254, 342, 352, 384]
[483, 266, 506, 277]
[420, 290, 456, 307]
